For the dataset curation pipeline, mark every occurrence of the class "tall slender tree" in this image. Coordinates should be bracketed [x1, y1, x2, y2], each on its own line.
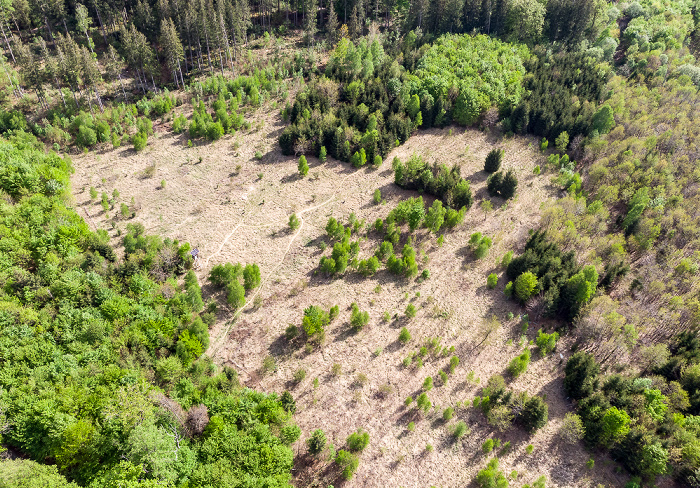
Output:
[104, 44, 128, 101]
[160, 18, 185, 87]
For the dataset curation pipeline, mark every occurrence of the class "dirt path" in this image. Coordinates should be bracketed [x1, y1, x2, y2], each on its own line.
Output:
[207, 169, 359, 358]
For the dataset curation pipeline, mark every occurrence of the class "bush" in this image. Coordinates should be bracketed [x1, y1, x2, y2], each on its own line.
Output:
[423, 376, 433, 391]
[302, 305, 330, 339]
[555, 131, 569, 153]
[487, 273, 498, 289]
[350, 302, 369, 330]
[482, 438, 495, 453]
[293, 368, 307, 383]
[373, 188, 382, 204]
[560, 413, 585, 443]
[289, 213, 300, 230]
[307, 429, 327, 455]
[319, 145, 327, 162]
[536, 329, 559, 356]
[507, 350, 531, 377]
[206, 121, 224, 141]
[449, 355, 460, 373]
[77, 125, 97, 147]
[405, 303, 416, 318]
[452, 421, 468, 439]
[336, 450, 359, 480]
[226, 281, 246, 309]
[399, 327, 411, 344]
[133, 131, 147, 151]
[443, 407, 455, 421]
[486, 169, 517, 200]
[484, 148, 503, 173]
[243, 263, 261, 291]
[346, 429, 370, 452]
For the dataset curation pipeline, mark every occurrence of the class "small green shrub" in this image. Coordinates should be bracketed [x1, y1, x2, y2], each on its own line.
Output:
[423, 376, 433, 391]
[452, 420, 467, 438]
[346, 429, 370, 452]
[336, 450, 359, 480]
[405, 303, 416, 318]
[133, 131, 147, 151]
[399, 327, 411, 344]
[289, 213, 300, 230]
[307, 429, 327, 455]
[443, 407, 454, 421]
[507, 350, 531, 377]
[373, 188, 382, 204]
[487, 273, 498, 289]
[407, 421, 415, 431]
[482, 438, 495, 453]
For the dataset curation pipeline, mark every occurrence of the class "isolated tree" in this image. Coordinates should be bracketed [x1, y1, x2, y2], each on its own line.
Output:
[307, 429, 327, 455]
[298, 155, 309, 176]
[484, 148, 503, 173]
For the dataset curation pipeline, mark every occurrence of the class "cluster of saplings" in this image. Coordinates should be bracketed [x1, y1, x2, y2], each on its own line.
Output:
[473, 374, 549, 434]
[483, 148, 518, 200]
[564, 333, 700, 484]
[0, 133, 300, 487]
[319, 196, 464, 279]
[504, 230, 598, 320]
[394, 154, 473, 210]
[279, 38, 416, 164]
[306, 427, 370, 480]
[208, 261, 261, 309]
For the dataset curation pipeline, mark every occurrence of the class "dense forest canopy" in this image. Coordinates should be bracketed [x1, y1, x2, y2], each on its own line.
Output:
[0, 0, 699, 486]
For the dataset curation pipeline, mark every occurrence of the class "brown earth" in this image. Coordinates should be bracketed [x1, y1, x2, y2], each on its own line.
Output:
[70, 106, 631, 488]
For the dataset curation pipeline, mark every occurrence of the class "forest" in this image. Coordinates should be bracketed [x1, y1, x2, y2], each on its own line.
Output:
[0, 0, 699, 487]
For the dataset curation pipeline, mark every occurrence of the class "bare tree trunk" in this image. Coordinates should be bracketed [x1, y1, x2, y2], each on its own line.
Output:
[0, 62, 19, 98]
[94, 87, 104, 112]
[93, 3, 108, 45]
[53, 76, 67, 108]
[0, 22, 15, 63]
[117, 72, 128, 101]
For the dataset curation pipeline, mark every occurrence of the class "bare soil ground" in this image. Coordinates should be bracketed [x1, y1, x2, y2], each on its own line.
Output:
[70, 106, 630, 488]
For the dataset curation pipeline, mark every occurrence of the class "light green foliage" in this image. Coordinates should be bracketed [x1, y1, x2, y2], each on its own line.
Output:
[424, 200, 447, 233]
[346, 429, 370, 452]
[482, 438, 495, 453]
[476, 458, 508, 487]
[449, 355, 460, 373]
[469, 232, 493, 259]
[415, 34, 529, 126]
[350, 302, 369, 330]
[399, 327, 411, 344]
[535, 330, 559, 356]
[289, 213, 300, 230]
[507, 350, 531, 377]
[298, 155, 309, 176]
[555, 131, 569, 153]
[242, 263, 261, 291]
[443, 407, 455, 421]
[514, 272, 538, 302]
[302, 305, 330, 339]
[336, 450, 359, 480]
[319, 145, 327, 162]
[423, 376, 434, 391]
[643, 388, 669, 422]
[0, 136, 296, 488]
[592, 104, 615, 134]
[405, 303, 417, 318]
[599, 407, 631, 447]
[487, 273, 498, 289]
[373, 188, 382, 204]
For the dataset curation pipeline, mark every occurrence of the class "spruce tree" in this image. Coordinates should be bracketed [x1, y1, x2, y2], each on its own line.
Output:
[500, 169, 518, 200]
[160, 18, 185, 88]
[484, 148, 503, 173]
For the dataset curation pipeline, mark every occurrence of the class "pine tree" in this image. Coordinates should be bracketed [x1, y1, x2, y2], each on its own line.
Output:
[326, 1, 338, 43]
[38, 37, 66, 108]
[304, 0, 318, 45]
[160, 18, 185, 88]
[484, 148, 503, 173]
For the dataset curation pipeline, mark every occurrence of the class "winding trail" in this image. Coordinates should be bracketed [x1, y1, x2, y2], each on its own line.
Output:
[207, 168, 358, 360]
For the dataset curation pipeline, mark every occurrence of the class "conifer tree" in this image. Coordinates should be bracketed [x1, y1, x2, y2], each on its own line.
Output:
[326, 1, 338, 43]
[104, 44, 127, 101]
[160, 18, 185, 88]
[75, 3, 94, 53]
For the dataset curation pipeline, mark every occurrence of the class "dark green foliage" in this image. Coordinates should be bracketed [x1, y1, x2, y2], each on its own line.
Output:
[506, 230, 588, 319]
[519, 395, 549, 432]
[394, 154, 473, 210]
[484, 148, 503, 173]
[307, 429, 327, 455]
[509, 51, 610, 139]
[564, 352, 600, 400]
[487, 169, 517, 200]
